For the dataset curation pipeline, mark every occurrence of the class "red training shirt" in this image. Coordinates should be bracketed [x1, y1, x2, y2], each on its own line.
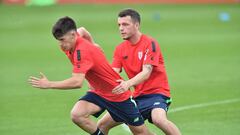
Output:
[63, 36, 131, 102]
[112, 34, 170, 98]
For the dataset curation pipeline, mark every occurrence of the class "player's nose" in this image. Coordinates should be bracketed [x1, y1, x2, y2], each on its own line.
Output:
[119, 25, 124, 31]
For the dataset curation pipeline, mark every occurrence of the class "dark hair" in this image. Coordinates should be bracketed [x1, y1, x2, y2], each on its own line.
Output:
[118, 8, 141, 24]
[52, 16, 77, 39]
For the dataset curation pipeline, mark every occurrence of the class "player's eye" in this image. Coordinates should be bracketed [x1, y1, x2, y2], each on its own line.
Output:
[59, 38, 64, 41]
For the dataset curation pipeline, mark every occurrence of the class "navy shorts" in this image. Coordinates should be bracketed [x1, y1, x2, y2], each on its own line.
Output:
[79, 92, 144, 126]
[134, 94, 172, 123]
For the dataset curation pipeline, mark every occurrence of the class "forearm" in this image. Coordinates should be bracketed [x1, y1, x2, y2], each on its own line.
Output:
[29, 73, 84, 90]
[111, 65, 151, 94]
[126, 64, 152, 87]
[126, 71, 150, 87]
[48, 78, 82, 90]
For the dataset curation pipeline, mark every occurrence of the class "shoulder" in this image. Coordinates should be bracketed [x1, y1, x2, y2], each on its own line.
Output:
[115, 41, 128, 51]
[142, 35, 160, 47]
[142, 34, 157, 43]
[73, 41, 92, 58]
[76, 37, 96, 51]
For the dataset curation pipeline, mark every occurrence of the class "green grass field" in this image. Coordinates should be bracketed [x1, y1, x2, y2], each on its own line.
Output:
[0, 4, 240, 135]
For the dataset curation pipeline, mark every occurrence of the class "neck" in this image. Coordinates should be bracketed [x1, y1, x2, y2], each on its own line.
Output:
[129, 31, 142, 45]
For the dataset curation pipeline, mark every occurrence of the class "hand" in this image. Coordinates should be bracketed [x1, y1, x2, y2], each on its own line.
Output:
[112, 80, 130, 94]
[28, 72, 50, 89]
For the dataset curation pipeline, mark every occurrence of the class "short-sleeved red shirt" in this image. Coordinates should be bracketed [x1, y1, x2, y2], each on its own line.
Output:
[64, 36, 131, 102]
[112, 35, 170, 98]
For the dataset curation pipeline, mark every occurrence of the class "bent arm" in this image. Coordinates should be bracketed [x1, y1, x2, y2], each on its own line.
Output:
[29, 72, 85, 90]
[77, 27, 94, 43]
[49, 73, 85, 89]
[77, 27, 101, 49]
[126, 64, 153, 87]
[112, 64, 153, 94]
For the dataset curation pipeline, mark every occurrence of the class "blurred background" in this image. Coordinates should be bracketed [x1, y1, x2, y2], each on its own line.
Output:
[0, 0, 240, 135]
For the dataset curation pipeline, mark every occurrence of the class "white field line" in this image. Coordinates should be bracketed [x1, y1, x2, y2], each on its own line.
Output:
[121, 98, 240, 133]
[169, 98, 240, 113]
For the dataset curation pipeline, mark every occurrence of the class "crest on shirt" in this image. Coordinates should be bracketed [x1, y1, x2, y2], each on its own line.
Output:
[138, 51, 143, 60]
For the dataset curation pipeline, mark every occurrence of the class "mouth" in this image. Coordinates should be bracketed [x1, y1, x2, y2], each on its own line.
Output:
[61, 46, 67, 50]
[121, 33, 126, 36]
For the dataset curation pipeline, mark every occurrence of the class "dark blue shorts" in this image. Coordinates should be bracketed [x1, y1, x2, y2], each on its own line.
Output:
[79, 92, 144, 126]
[134, 94, 172, 123]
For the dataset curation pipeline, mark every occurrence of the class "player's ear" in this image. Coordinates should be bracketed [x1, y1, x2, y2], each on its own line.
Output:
[135, 22, 140, 29]
[70, 30, 75, 36]
[70, 30, 77, 38]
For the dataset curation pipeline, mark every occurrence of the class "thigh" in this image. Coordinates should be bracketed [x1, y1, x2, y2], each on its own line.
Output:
[135, 94, 171, 123]
[106, 98, 144, 126]
[97, 112, 122, 129]
[151, 108, 167, 122]
[78, 92, 106, 117]
[128, 124, 150, 135]
[71, 100, 102, 116]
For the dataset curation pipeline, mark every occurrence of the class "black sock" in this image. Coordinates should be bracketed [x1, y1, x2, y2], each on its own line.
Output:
[91, 128, 104, 135]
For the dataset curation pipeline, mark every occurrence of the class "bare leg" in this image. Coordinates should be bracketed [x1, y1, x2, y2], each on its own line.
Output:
[71, 100, 102, 134]
[97, 112, 122, 135]
[98, 112, 155, 135]
[128, 124, 155, 135]
[151, 108, 181, 135]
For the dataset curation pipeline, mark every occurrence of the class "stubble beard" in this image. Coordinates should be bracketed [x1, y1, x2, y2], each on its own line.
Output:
[123, 37, 130, 40]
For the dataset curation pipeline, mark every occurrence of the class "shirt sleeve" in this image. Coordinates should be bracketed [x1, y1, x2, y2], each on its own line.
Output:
[112, 47, 122, 69]
[72, 49, 93, 74]
[143, 41, 160, 66]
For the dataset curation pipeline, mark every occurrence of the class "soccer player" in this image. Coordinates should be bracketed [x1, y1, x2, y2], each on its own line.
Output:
[93, 9, 182, 135]
[28, 16, 154, 135]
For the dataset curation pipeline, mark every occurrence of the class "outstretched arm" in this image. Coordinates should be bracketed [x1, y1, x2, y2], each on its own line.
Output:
[28, 72, 85, 90]
[112, 64, 153, 94]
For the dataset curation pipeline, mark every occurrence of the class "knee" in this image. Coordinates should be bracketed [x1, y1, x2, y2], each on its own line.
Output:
[70, 110, 80, 124]
[70, 110, 86, 124]
[152, 117, 168, 127]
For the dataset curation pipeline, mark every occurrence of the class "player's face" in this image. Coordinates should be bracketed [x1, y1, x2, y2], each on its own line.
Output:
[58, 31, 76, 51]
[118, 16, 139, 40]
